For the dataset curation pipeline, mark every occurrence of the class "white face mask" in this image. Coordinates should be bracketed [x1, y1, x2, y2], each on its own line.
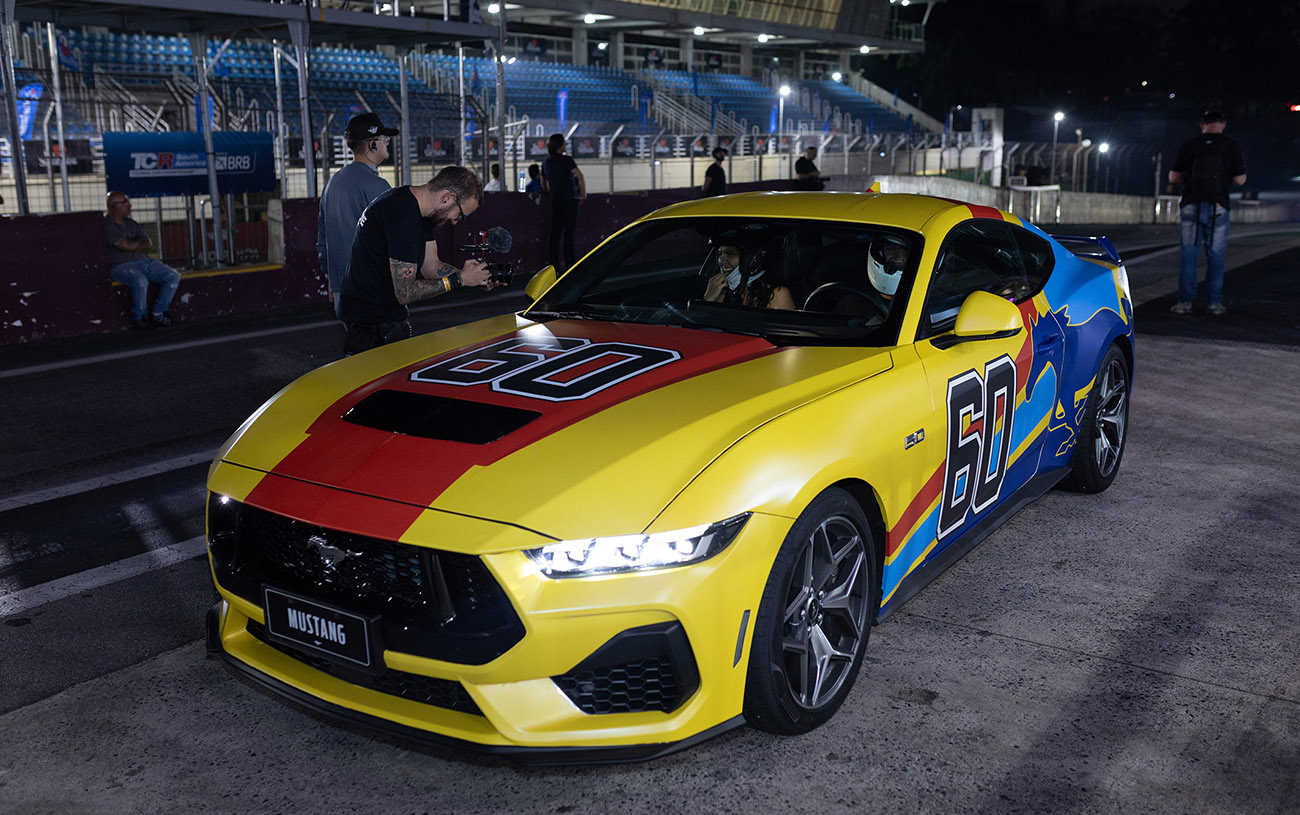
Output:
[725, 267, 744, 290]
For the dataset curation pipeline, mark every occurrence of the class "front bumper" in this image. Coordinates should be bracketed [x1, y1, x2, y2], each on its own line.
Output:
[205, 506, 791, 760]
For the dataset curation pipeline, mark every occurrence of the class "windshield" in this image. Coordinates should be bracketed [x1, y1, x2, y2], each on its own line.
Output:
[528, 217, 922, 345]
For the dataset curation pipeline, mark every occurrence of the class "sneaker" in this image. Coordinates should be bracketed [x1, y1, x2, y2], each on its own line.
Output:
[1169, 301, 1192, 315]
[149, 312, 174, 327]
[1206, 303, 1227, 316]
[131, 316, 154, 331]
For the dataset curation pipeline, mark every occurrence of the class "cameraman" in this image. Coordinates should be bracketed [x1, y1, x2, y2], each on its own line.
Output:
[339, 166, 495, 355]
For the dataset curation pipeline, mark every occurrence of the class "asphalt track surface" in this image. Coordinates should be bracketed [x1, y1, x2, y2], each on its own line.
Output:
[2, 224, 1299, 813]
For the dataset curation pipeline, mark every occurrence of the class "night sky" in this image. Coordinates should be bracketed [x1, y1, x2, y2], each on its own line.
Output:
[866, 0, 1300, 189]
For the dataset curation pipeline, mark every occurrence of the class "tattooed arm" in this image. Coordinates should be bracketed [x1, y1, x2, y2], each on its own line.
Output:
[417, 240, 493, 289]
[390, 258, 455, 305]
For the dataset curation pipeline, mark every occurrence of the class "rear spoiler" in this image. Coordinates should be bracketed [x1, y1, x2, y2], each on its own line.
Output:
[1048, 234, 1122, 264]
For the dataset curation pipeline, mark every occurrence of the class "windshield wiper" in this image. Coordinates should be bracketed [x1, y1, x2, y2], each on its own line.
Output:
[524, 309, 592, 321]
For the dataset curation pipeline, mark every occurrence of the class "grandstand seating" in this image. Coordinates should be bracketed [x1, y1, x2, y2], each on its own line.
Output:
[22, 30, 914, 143]
[646, 69, 814, 132]
[800, 79, 912, 135]
[415, 53, 643, 135]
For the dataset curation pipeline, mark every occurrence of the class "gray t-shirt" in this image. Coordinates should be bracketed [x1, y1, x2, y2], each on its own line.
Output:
[317, 161, 392, 293]
[104, 216, 148, 268]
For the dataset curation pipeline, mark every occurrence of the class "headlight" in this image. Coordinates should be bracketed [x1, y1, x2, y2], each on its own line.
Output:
[525, 514, 750, 579]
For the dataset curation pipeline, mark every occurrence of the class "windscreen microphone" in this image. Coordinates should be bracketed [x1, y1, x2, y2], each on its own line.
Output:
[486, 226, 512, 253]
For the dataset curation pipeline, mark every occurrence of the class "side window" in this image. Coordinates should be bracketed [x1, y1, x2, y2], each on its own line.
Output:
[922, 221, 1032, 336]
[1010, 225, 1055, 294]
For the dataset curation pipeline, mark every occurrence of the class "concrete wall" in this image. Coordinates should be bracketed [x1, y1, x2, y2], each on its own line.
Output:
[3, 175, 1294, 346]
[0, 202, 325, 346]
[0, 180, 794, 346]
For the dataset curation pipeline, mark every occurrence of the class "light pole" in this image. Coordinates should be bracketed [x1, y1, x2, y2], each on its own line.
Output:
[1050, 111, 1064, 185]
[778, 84, 789, 171]
[778, 83, 789, 137]
[1098, 142, 1110, 193]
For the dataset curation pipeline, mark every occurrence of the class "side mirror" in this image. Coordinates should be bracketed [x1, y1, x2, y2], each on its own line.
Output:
[932, 291, 1024, 349]
[524, 265, 558, 302]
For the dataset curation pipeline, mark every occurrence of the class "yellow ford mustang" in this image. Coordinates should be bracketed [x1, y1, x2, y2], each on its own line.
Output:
[206, 192, 1133, 763]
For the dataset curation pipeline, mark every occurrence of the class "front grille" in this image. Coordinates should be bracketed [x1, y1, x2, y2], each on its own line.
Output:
[555, 657, 680, 714]
[209, 496, 525, 664]
[553, 622, 699, 715]
[252, 511, 429, 613]
[247, 621, 482, 716]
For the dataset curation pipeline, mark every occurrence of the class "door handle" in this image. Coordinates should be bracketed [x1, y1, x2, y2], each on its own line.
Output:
[1036, 333, 1062, 353]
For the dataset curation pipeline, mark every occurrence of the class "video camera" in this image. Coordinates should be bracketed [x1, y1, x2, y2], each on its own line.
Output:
[458, 226, 515, 286]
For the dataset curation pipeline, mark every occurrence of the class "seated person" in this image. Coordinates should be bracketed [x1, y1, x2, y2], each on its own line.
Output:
[702, 244, 796, 310]
[803, 234, 907, 321]
[866, 234, 908, 304]
[104, 190, 181, 330]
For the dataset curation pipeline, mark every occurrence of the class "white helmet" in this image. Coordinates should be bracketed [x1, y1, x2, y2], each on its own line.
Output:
[867, 235, 908, 296]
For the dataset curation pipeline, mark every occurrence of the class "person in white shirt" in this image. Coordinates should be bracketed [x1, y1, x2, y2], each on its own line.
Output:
[483, 162, 503, 192]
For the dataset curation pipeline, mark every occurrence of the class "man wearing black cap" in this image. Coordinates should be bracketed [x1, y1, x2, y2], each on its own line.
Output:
[1168, 109, 1247, 316]
[317, 112, 399, 319]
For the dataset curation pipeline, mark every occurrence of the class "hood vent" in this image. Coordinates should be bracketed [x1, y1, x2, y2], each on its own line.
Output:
[342, 390, 540, 444]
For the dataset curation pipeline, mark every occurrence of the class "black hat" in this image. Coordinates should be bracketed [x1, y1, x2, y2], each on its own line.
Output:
[345, 112, 399, 140]
[1199, 109, 1226, 124]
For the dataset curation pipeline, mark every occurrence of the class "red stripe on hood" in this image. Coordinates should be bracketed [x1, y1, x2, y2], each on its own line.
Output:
[244, 321, 781, 536]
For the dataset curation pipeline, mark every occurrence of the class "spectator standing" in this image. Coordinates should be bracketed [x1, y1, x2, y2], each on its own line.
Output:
[317, 112, 397, 320]
[484, 163, 503, 192]
[794, 145, 824, 190]
[524, 163, 543, 196]
[541, 133, 586, 273]
[702, 147, 728, 196]
[338, 166, 495, 355]
[104, 191, 180, 330]
[1168, 109, 1247, 315]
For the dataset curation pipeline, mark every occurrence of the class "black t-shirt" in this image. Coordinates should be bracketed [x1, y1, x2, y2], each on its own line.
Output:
[704, 163, 726, 196]
[339, 186, 437, 323]
[1172, 133, 1245, 210]
[794, 156, 822, 190]
[541, 154, 578, 202]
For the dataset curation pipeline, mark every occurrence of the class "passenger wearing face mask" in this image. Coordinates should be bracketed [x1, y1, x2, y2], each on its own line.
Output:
[702, 244, 796, 309]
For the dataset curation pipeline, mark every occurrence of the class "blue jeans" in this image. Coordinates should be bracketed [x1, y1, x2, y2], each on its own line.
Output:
[110, 258, 180, 319]
[1178, 203, 1229, 305]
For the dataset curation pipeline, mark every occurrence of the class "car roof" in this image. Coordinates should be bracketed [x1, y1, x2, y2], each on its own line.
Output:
[639, 191, 982, 232]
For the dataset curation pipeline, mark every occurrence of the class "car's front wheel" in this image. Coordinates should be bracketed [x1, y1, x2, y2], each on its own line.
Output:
[1062, 343, 1130, 493]
[744, 487, 879, 734]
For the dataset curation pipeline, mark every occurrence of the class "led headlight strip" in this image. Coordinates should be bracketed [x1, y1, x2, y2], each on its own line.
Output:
[525, 514, 750, 578]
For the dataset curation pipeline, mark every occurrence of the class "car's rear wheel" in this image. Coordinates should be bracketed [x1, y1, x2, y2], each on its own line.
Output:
[744, 487, 879, 734]
[1062, 343, 1130, 493]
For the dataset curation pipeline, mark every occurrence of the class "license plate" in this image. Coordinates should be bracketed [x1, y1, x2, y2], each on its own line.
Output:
[262, 587, 378, 669]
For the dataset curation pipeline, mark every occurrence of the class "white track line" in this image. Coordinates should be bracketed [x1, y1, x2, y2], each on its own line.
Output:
[0, 535, 208, 617]
[0, 293, 528, 381]
[0, 450, 218, 513]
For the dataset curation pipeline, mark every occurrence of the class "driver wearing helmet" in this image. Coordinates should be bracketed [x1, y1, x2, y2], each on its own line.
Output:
[867, 234, 908, 301]
[703, 244, 796, 310]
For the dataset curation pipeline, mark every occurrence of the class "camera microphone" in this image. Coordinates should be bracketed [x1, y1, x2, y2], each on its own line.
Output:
[485, 226, 512, 253]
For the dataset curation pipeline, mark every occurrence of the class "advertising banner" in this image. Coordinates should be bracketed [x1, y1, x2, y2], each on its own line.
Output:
[17, 83, 44, 141]
[103, 131, 275, 197]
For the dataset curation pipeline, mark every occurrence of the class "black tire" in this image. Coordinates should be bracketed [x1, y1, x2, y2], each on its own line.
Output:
[744, 487, 880, 734]
[1061, 343, 1130, 493]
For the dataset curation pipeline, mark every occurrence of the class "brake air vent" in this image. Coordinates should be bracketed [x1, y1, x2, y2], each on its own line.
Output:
[342, 389, 540, 444]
